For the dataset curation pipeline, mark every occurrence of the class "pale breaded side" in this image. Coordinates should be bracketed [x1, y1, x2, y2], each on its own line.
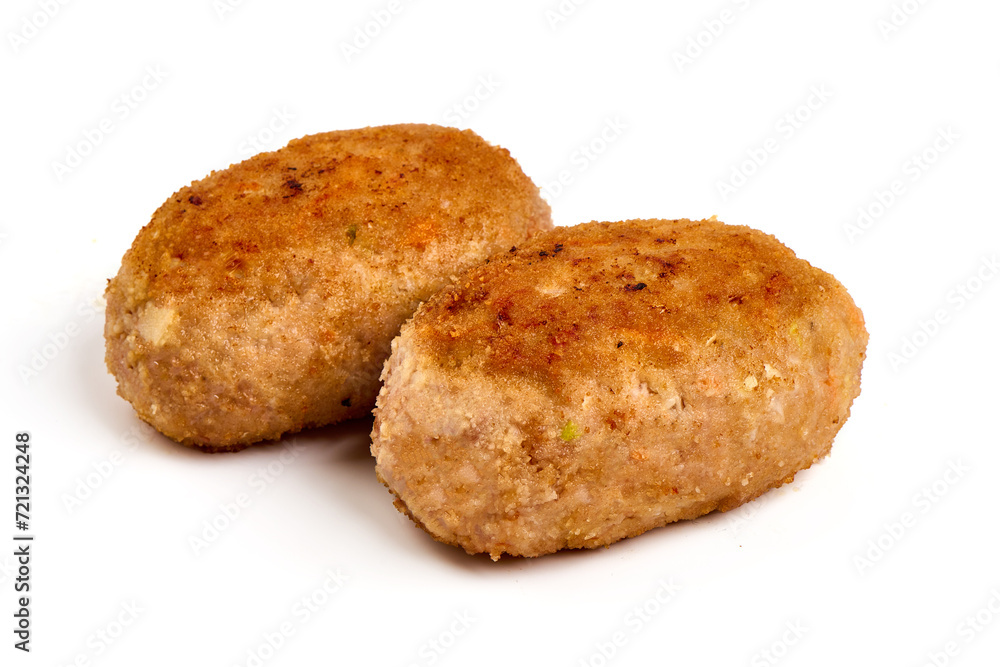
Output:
[105, 124, 552, 451]
[371, 218, 868, 559]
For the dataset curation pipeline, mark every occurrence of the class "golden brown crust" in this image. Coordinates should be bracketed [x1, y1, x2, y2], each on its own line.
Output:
[371, 218, 868, 559]
[105, 124, 552, 450]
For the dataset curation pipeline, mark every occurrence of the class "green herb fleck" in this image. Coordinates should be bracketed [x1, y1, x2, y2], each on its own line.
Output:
[347, 224, 357, 246]
[560, 420, 581, 442]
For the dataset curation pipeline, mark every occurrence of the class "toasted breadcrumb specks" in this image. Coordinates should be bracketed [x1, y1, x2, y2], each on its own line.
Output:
[105, 124, 552, 451]
[371, 218, 868, 559]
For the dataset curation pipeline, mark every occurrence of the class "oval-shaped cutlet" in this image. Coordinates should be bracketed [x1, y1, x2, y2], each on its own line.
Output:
[371, 218, 868, 559]
[105, 124, 552, 451]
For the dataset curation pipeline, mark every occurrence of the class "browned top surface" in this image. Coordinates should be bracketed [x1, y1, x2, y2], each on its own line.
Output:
[412, 218, 860, 396]
[114, 123, 551, 310]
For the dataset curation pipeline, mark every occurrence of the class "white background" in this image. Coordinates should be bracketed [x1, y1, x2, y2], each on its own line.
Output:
[2, 1, 999, 665]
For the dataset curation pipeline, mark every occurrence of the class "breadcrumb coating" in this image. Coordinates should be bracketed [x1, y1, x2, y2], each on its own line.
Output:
[105, 124, 552, 451]
[371, 218, 867, 559]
